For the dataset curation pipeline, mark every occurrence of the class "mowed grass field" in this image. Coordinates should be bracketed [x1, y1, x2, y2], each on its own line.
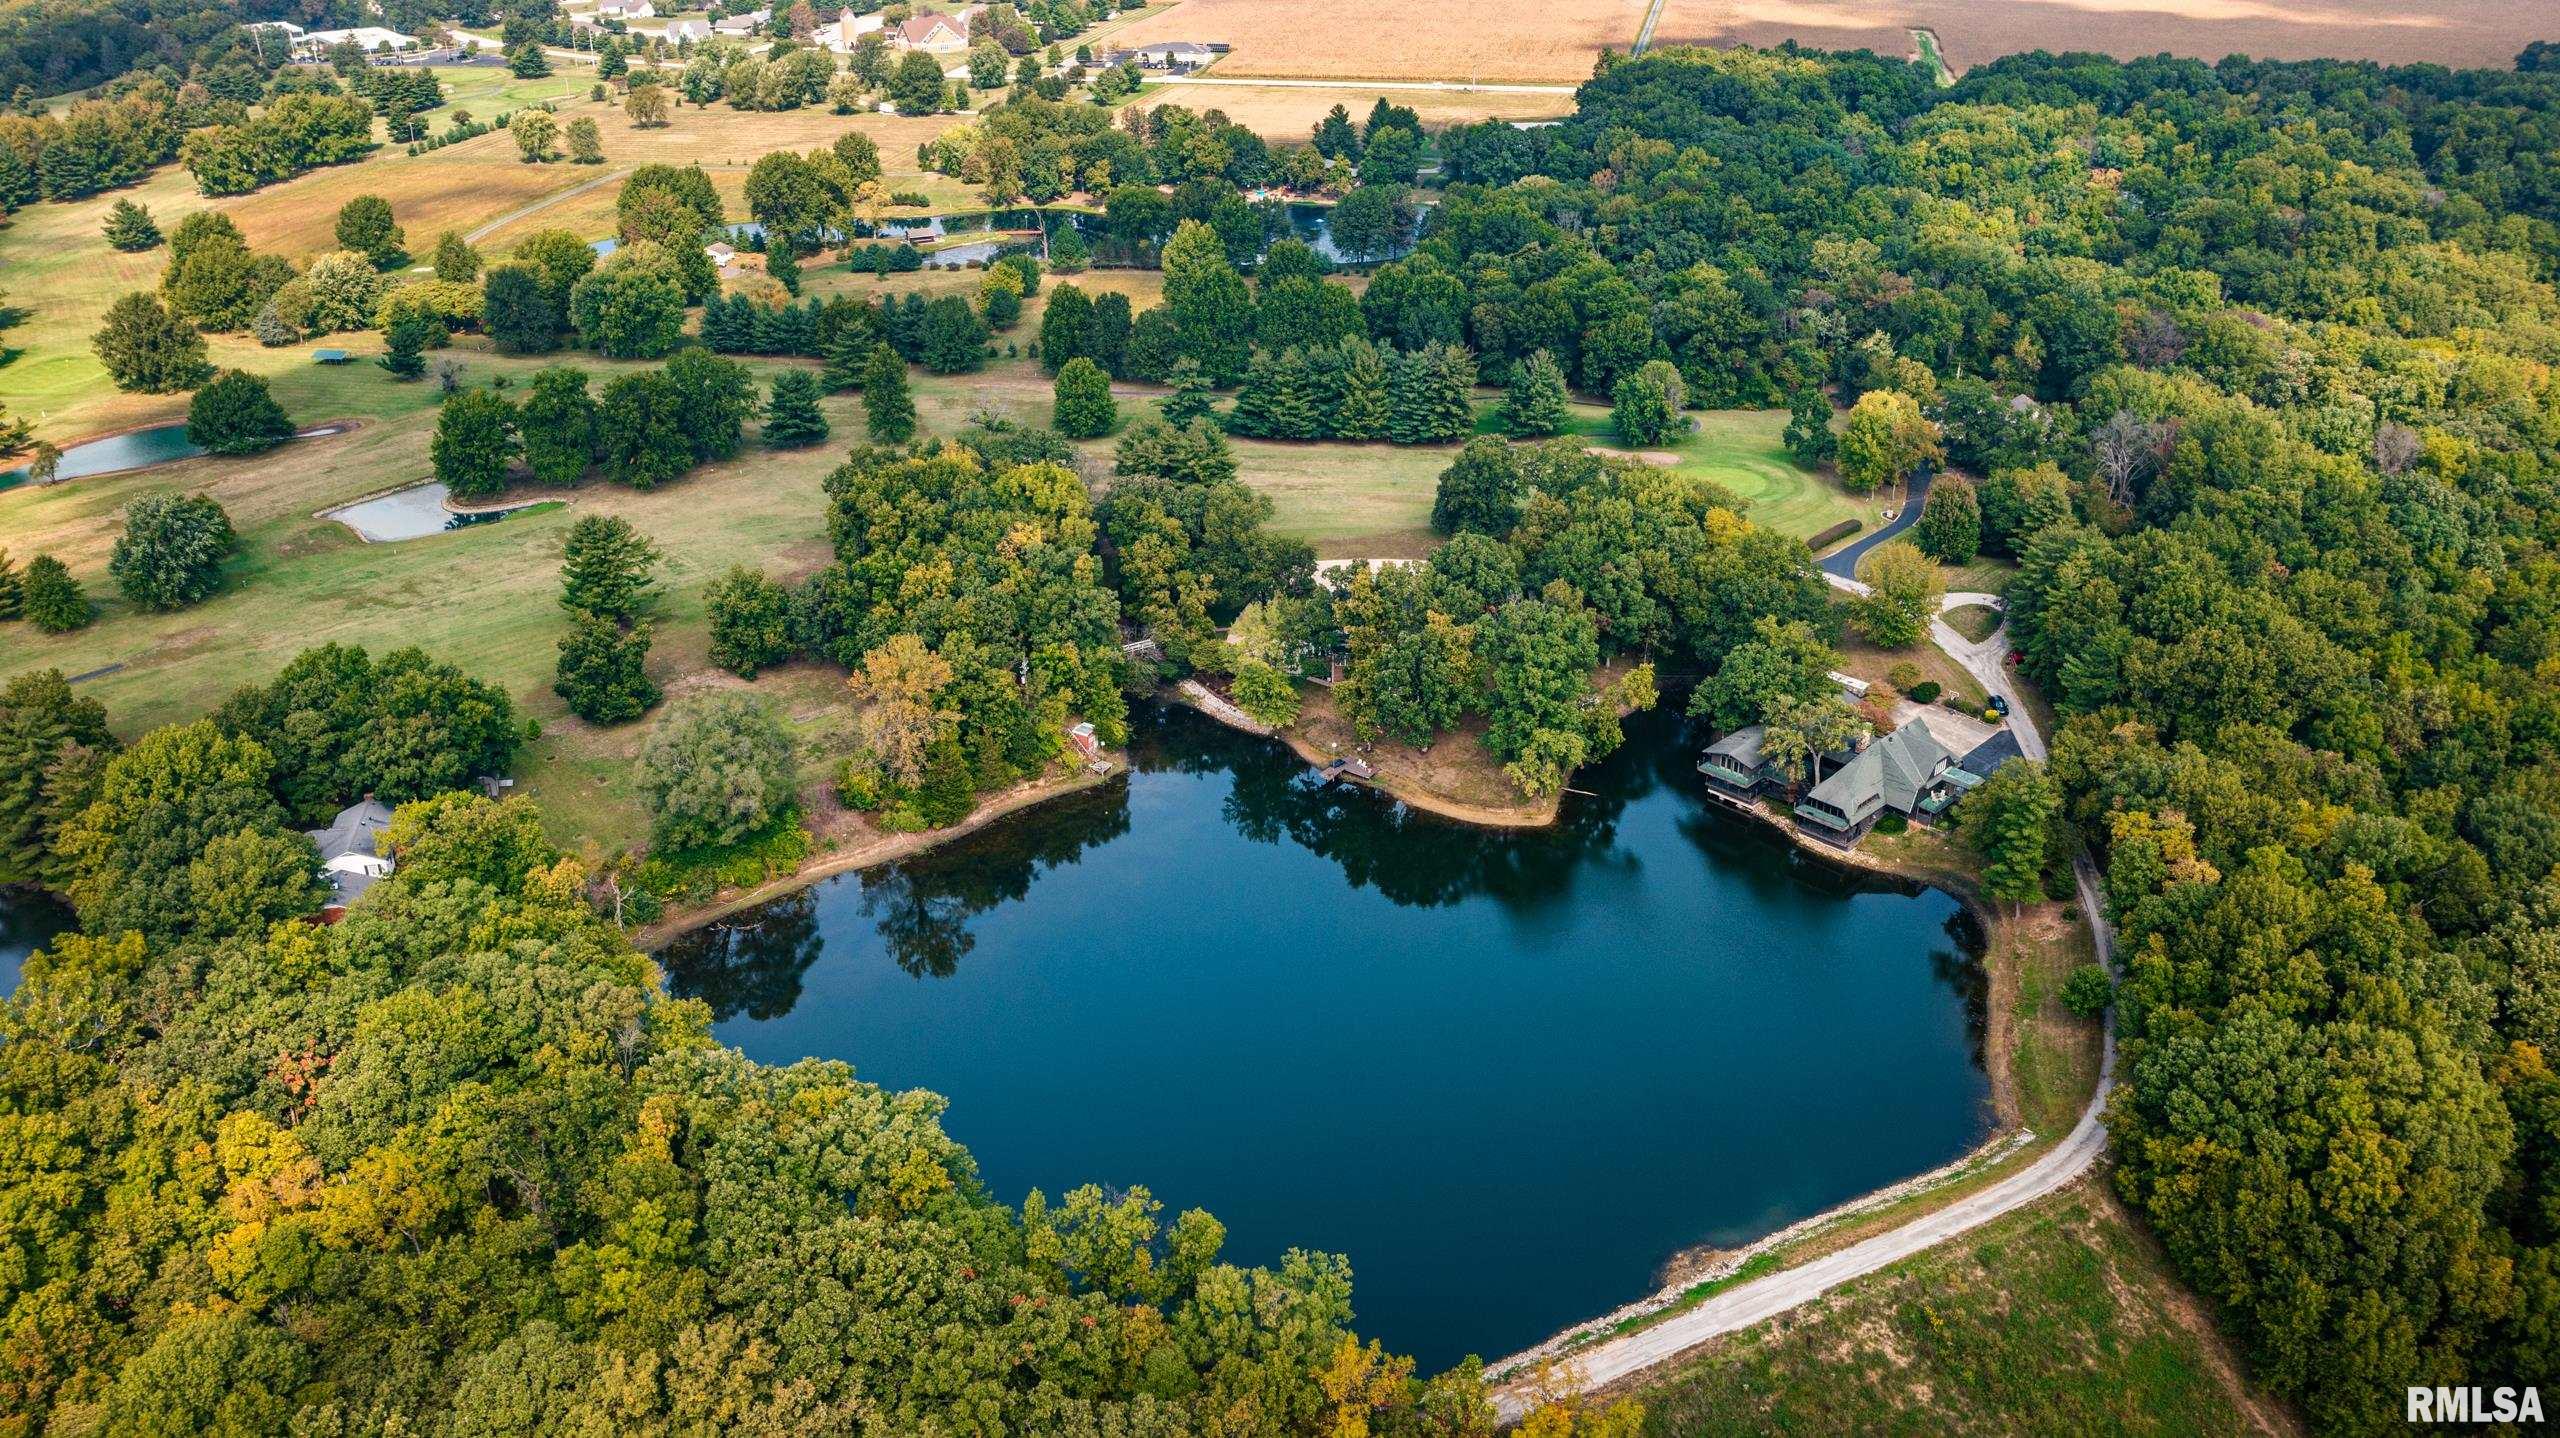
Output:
[1646, 0, 2553, 73]
[0, 265, 1166, 849]
[1629, 1181, 2292, 1437]
[1111, 0, 1643, 84]
[1552, 403, 1877, 540]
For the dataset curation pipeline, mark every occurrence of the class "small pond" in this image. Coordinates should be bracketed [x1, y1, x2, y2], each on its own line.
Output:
[2, 424, 203, 485]
[2, 422, 352, 488]
[659, 703, 1993, 1371]
[322, 482, 546, 542]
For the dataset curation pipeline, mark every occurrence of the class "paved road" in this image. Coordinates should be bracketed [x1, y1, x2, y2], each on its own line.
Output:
[1632, 0, 1671, 56]
[1815, 467, 1932, 580]
[1489, 588, 2117, 1420]
[1152, 74, 1578, 96]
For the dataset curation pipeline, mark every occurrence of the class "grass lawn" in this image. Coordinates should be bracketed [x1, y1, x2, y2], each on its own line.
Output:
[1945, 603, 2002, 644]
[0, 348, 863, 853]
[1936, 552, 2019, 598]
[1550, 403, 1880, 543]
[1629, 1181, 2293, 1437]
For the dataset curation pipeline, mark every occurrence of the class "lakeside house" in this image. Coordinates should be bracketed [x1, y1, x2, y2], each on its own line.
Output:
[1698, 718, 1985, 848]
[307, 797, 396, 920]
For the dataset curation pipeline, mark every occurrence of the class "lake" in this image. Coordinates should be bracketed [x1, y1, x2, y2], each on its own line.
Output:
[0, 888, 73, 994]
[659, 703, 1994, 1371]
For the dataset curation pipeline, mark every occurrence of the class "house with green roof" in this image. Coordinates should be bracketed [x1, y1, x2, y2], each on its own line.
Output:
[1793, 722, 1976, 845]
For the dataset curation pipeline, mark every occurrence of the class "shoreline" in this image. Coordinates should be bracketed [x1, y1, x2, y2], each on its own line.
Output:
[631, 763, 1117, 949]
[1164, 679, 1566, 828]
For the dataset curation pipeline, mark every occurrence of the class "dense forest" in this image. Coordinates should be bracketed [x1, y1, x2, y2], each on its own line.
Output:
[1431, 40, 2560, 1432]
[8, 29, 2560, 1436]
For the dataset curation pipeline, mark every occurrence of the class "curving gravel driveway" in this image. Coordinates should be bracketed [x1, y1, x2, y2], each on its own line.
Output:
[1489, 587, 2116, 1419]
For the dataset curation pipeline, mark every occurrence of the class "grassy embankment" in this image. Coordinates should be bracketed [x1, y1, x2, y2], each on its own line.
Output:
[1628, 1181, 2293, 1436]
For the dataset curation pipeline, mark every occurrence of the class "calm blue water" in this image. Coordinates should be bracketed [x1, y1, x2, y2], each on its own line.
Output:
[660, 703, 1992, 1371]
[0, 889, 73, 994]
[1, 424, 202, 485]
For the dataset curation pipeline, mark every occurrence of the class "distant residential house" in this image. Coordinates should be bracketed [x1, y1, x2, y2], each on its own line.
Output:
[661, 18, 710, 43]
[712, 7, 770, 35]
[704, 240, 738, 268]
[896, 10, 973, 52]
[292, 25, 421, 59]
[307, 796, 397, 920]
[1098, 40, 1223, 71]
[1794, 723, 1969, 844]
[596, 0, 655, 17]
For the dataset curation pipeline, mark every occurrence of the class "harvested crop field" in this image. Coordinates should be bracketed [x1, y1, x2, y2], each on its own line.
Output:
[1646, 0, 2555, 73]
[1138, 83, 1573, 136]
[1110, 0, 1651, 83]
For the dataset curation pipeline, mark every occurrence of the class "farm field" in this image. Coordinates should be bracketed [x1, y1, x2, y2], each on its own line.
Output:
[0, 91, 980, 444]
[1137, 82, 1573, 136]
[1110, 0, 1650, 84]
[1645, 0, 2556, 74]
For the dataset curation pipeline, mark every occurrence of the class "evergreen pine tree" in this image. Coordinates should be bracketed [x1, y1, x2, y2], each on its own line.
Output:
[1265, 347, 1322, 441]
[1160, 359, 1218, 426]
[0, 548, 21, 620]
[1498, 347, 1570, 438]
[1331, 338, 1392, 440]
[863, 344, 915, 442]
[559, 513, 659, 620]
[1224, 350, 1283, 437]
[377, 315, 436, 379]
[1388, 343, 1475, 444]
[767, 240, 800, 295]
[103, 198, 161, 252]
[821, 327, 872, 391]
[762, 370, 830, 448]
[772, 301, 818, 357]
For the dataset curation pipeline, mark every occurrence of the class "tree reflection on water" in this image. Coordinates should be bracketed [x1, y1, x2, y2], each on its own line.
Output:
[660, 701, 1976, 1017]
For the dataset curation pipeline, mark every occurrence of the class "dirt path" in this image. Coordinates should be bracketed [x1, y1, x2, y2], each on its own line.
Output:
[1489, 587, 2119, 1418]
[465, 167, 630, 245]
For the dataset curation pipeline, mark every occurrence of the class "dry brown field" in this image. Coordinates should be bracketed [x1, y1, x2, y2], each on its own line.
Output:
[1137, 83, 1572, 137]
[1110, 0, 1650, 84]
[1647, 0, 2555, 73]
